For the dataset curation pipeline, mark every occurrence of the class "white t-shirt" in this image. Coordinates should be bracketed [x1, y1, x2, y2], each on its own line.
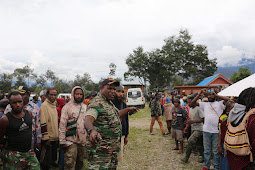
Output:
[199, 101, 225, 133]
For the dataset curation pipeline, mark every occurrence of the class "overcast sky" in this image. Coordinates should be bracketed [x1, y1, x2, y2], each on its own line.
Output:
[0, 0, 255, 82]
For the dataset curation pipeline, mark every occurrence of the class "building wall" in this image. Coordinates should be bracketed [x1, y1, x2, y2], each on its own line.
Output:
[210, 78, 231, 85]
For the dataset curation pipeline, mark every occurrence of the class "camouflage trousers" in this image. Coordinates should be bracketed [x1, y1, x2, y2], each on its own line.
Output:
[2, 149, 40, 170]
[64, 144, 87, 170]
[88, 147, 119, 170]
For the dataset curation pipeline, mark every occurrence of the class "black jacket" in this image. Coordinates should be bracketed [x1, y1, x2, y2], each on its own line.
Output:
[113, 99, 129, 138]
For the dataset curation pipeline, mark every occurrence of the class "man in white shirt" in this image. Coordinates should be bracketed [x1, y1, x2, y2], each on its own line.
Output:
[191, 89, 229, 170]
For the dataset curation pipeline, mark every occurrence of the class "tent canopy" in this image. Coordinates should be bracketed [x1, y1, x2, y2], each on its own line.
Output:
[218, 74, 255, 97]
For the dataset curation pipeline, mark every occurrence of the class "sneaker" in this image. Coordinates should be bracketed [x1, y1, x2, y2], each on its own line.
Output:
[163, 132, 168, 136]
[202, 167, 209, 170]
[150, 133, 155, 135]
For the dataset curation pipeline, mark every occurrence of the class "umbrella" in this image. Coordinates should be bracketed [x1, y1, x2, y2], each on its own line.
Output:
[218, 74, 255, 97]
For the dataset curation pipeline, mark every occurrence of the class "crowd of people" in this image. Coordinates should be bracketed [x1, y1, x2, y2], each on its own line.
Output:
[0, 78, 137, 170]
[0, 78, 255, 170]
[149, 87, 255, 170]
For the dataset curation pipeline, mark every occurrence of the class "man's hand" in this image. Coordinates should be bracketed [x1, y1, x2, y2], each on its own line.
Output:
[124, 138, 128, 145]
[186, 120, 194, 124]
[35, 143, 41, 150]
[183, 128, 188, 134]
[90, 129, 102, 144]
[218, 144, 223, 156]
[128, 107, 138, 115]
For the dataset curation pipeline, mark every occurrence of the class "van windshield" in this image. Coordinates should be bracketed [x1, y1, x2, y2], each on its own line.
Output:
[128, 91, 141, 98]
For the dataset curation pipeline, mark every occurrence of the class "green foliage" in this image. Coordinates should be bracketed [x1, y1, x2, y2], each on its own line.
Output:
[0, 73, 13, 92]
[125, 46, 148, 84]
[172, 75, 184, 86]
[45, 69, 56, 87]
[230, 67, 251, 83]
[125, 29, 217, 89]
[109, 63, 116, 76]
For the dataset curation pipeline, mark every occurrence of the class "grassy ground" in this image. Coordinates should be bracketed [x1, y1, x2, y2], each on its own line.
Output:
[117, 104, 204, 170]
[0, 104, 204, 170]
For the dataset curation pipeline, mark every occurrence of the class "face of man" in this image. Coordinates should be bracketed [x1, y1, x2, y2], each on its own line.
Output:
[22, 93, 30, 106]
[115, 90, 124, 101]
[10, 94, 24, 114]
[74, 89, 84, 103]
[187, 99, 194, 108]
[174, 101, 180, 108]
[208, 92, 216, 102]
[100, 85, 115, 100]
[47, 90, 57, 103]
[156, 94, 161, 100]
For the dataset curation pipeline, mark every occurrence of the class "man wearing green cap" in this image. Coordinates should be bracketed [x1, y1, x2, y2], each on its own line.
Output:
[84, 78, 137, 170]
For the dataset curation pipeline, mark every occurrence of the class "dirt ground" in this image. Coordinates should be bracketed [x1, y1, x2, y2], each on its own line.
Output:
[117, 105, 204, 170]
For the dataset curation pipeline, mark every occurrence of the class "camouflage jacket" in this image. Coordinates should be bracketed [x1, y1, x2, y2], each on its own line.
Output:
[86, 94, 122, 153]
[151, 99, 162, 117]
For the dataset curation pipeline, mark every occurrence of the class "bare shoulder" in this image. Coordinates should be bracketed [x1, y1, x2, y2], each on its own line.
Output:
[0, 115, 9, 127]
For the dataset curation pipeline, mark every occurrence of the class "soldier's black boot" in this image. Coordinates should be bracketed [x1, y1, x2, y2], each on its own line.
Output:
[181, 145, 192, 163]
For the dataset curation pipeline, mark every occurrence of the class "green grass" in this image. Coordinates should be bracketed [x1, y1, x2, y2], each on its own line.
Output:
[118, 104, 203, 170]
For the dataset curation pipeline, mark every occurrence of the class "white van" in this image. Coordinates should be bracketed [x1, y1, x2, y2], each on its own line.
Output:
[58, 93, 71, 99]
[126, 88, 145, 108]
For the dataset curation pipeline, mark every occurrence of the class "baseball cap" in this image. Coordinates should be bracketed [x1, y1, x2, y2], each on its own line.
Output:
[101, 78, 120, 87]
[17, 86, 31, 95]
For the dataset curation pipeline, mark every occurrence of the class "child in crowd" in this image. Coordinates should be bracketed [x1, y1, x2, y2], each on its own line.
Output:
[171, 98, 188, 154]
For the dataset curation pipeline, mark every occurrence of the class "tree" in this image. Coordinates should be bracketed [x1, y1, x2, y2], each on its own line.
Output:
[54, 78, 73, 93]
[73, 73, 94, 91]
[0, 73, 13, 92]
[230, 67, 251, 83]
[36, 74, 47, 88]
[13, 65, 37, 88]
[125, 46, 149, 85]
[125, 29, 218, 89]
[44, 69, 56, 86]
[172, 75, 184, 87]
[109, 63, 117, 77]
[161, 29, 217, 84]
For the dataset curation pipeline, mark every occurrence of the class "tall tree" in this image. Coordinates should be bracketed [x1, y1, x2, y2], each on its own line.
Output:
[0, 73, 13, 92]
[13, 65, 37, 88]
[109, 63, 117, 77]
[44, 69, 56, 86]
[161, 29, 217, 84]
[36, 74, 47, 88]
[230, 67, 251, 83]
[125, 46, 148, 85]
[73, 73, 93, 91]
[125, 29, 217, 89]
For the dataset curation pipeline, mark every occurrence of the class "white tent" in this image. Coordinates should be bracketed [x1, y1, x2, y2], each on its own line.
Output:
[218, 73, 255, 97]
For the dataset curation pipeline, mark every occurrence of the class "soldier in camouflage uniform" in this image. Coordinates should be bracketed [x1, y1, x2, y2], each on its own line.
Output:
[84, 78, 137, 170]
[0, 91, 40, 170]
[150, 93, 167, 135]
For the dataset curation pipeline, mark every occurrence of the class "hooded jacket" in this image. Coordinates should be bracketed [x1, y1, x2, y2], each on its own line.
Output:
[229, 103, 246, 126]
[59, 86, 87, 146]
